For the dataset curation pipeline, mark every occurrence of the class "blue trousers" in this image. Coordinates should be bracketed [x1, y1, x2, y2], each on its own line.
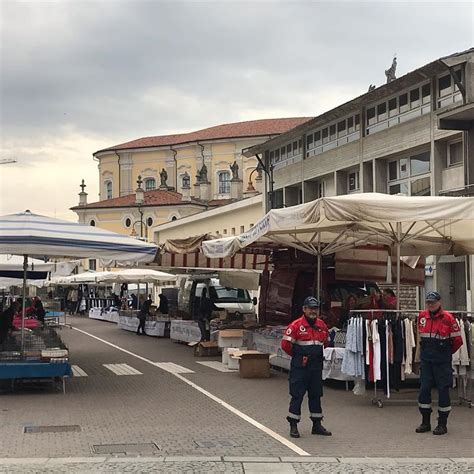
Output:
[288, 367, 323, 421]
[418, 360, 452, 415]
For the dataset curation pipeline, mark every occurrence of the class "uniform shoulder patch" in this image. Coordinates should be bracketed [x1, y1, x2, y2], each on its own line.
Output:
[299, 325, 307, 333]
[419, 317, 427, 327]
[286, 328, 292, 335]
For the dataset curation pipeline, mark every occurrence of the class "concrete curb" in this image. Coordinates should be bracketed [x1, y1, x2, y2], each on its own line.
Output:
[0, 456, 472, 465]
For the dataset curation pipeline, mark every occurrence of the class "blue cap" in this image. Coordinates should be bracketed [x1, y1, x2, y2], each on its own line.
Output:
[426, 291, 441, 302]
[303, 296, 321, 308]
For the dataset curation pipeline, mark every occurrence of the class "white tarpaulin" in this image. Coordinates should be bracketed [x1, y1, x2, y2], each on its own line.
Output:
[96, 268, 177, 284]
[202, 193, 474, 258]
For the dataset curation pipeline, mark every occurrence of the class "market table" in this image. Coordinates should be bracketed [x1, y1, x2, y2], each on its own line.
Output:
[88, 307, 120, 324]
[0, 361, 72, 394]
[118, 316, 170, 337]
[170, 320, 217, 343]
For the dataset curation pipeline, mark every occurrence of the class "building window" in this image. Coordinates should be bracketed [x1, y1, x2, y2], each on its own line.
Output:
[125, 218, 131, 228]
[105, 181, 113, 199]
[89, 219, 96, 227]
[410, 151, 430, 176]
[348, 171, 360, 192]
[223, 229, 227, 235]
[144, 178, 156, 191]
[218, 171, 231, 194]
[231, 228, 236, 235]
[387, 151, 431, 196]
[240, 225, 245, 233]
[171, 216, 177, 221]
[146, 217, 153, 227]
[249, 223, 254, 228]
[89, 259, 97, 271]
[447, 141, 463, 167]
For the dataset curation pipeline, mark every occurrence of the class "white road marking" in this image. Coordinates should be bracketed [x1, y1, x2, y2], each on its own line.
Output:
[70, 325, 309, 456]
[196, 361, 236, 373]
[154, 362, 195, 374]
[103, 363, 142, 376]
[71, 365, 88, 377]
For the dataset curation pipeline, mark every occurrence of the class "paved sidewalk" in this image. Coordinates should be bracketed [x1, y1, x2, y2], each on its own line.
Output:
[0, 456, 472, 473]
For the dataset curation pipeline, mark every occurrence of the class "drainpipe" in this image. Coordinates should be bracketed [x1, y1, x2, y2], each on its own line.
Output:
[170, 146, 178, 190]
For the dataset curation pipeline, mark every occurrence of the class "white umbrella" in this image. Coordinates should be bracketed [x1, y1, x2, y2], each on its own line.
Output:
[0, 210, 158, 354]
[202, 193, 474, 309]
[96, 268, 177, 284]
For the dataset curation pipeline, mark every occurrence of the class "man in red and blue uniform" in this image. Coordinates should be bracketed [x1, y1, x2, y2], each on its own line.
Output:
[281, 296, 332, 438]
[416, 291, 463, 435]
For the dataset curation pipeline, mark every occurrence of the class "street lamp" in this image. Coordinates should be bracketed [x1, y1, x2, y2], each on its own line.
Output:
[135, 175, 145, 239]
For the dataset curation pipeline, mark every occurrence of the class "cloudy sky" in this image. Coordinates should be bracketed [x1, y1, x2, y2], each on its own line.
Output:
[1, 1, 472, 220]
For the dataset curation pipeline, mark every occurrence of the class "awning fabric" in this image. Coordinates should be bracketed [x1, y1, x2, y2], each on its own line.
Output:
[0, 211, 157, 263]
[96, 268, 177, 284]
[202, 193, 474, 258]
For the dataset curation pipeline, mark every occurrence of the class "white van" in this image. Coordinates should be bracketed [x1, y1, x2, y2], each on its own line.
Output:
[177, 277, 256, 320]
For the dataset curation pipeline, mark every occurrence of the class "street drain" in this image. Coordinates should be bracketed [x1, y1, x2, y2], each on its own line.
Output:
[193, 439, 241, 448]
[92, 443, 161, 455]
[24, 425, 81, 433]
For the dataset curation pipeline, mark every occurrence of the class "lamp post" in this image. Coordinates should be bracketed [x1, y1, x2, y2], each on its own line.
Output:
[135, 175, 145, 239]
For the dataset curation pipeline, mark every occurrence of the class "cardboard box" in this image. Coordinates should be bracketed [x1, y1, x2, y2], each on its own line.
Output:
[217, 329, 245, 348]
[222, 347, 246, 365]
[193, 341, 220, 357]
[238, 351, 271, 378]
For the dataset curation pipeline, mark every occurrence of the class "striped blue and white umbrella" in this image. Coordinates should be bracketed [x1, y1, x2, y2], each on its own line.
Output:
[0, 210, 157, 263]
[0, 211, 157, 354]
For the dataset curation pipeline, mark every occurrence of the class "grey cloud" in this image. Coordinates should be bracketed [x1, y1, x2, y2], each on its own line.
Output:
[2, 1, 472, 141]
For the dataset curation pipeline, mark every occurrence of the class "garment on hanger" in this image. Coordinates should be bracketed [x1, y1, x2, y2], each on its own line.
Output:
[404, 318, 416, 375]
[372, 319, 381, 382]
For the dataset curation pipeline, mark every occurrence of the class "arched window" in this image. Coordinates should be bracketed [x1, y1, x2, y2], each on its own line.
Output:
[218, 171, 231, 194]
[144, 178, 156, 191]
[171, 216, 177, 221]
[105, 181, 113, 199]
[146, 217, 153, 227]
[89, 219, 96, 227]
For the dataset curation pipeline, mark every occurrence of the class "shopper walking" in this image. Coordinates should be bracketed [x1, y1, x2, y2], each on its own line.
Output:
[136, 299, 151, 336]
[281, 296, 332, 438]
[416, 291, 463, 435]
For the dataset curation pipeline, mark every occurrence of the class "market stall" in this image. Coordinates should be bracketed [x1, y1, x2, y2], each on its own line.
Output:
[95, 268, 177, 337]
[0, 210, 157, 390]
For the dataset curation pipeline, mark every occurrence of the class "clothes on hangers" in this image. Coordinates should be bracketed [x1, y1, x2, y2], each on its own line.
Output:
[404, 318, 416, 375]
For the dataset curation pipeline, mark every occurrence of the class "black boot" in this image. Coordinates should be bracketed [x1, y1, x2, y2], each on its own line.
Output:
[433, 412, 448, 435]
[286, 417, 300, 438]
[311, 417, 332, 436]
[415, 411, 431, 433]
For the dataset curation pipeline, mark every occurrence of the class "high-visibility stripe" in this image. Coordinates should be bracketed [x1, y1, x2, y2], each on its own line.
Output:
[418, 403, 432, 409]
[288, 413, 301, 420]
[438, 406, 451, 412]
[294, 340, 323, 346]
[451, 331, 462, 337]
[282, 335, 295, 343]
[419, 333, 449, 340]
[310, 412, 323, 418]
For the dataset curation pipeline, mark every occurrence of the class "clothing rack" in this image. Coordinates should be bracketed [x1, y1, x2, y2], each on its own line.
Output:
[346, 310, 473, 409]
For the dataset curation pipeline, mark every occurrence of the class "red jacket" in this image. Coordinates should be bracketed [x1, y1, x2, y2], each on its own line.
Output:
[418, 308, 463, 354]
[281, 315, 328, 357]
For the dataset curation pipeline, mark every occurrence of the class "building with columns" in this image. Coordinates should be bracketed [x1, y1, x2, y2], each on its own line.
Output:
[244, 48, 474, 311]
[71, 117, 310, 241]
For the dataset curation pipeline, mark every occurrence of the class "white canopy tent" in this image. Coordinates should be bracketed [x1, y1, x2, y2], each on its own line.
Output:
[96, 268, 177, 284]
[0, 210, 158, 353]
[202, 193, 474, 309]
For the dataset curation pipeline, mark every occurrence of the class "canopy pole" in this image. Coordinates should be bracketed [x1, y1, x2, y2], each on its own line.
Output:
[20, 255, 27, 358]
[396, 222, 401, 312]
[317, 234, 322, 300]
